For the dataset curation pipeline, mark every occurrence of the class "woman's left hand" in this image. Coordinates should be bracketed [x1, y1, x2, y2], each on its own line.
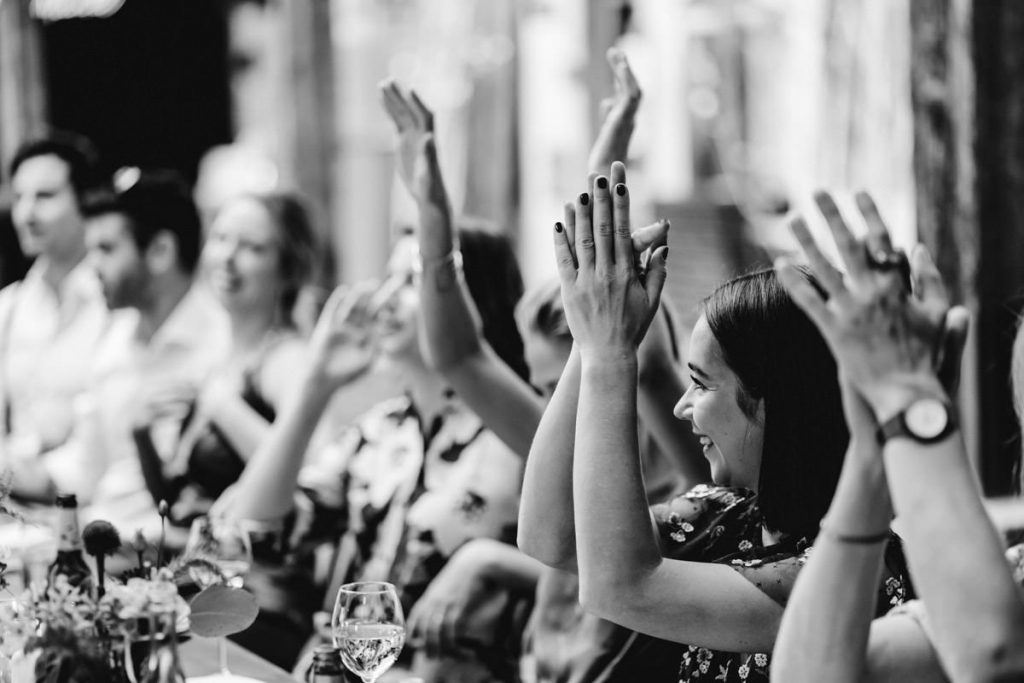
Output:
[776, 191, 968, 419]
[554, 162, 669, 359]
[379, 80, 448, 210]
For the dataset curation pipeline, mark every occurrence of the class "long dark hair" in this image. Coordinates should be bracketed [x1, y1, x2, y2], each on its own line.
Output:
[457, 224, 529, 382]
[702, 267, 847, 540]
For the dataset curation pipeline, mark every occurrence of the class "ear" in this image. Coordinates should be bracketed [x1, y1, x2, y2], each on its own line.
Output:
[144, 230, 180, 275]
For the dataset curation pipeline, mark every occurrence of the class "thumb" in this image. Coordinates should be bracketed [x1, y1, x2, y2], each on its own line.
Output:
[645, 246, 669, 310]
[938, 305, 970, 395]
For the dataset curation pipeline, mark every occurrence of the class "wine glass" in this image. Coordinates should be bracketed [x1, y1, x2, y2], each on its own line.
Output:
[332, 581, 405, 683]
[184, 516, 253, 681]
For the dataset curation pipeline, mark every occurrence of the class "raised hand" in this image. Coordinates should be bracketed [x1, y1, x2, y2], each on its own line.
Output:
[589, 46, 643, 171]
[306, 283, 378, 391]
[379, 80, 448, 208]
[775, 191, 968, 419]
[554, 162, 668, 357]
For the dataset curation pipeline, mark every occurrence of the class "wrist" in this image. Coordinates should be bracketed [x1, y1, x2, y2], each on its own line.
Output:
[863, 374, 948, 424]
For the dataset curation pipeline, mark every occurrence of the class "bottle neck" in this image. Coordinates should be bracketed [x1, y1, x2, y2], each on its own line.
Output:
[54, 506, 83, 552]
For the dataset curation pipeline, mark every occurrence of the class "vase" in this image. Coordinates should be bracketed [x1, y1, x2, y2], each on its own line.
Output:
[136, 612, 186, 683]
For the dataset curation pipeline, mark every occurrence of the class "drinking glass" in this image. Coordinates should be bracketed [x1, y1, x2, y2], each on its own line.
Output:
[332, 581, 405, 683]
[184, 516, 253, 680]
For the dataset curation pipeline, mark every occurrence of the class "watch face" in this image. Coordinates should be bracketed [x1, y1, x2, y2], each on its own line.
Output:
[904, 398, 950, 439]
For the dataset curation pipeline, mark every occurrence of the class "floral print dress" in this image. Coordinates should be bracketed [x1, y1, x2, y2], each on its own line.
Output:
[649, 484, 913, 683]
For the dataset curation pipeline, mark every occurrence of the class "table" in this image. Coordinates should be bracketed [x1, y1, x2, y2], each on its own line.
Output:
[180, 637, 299, 682]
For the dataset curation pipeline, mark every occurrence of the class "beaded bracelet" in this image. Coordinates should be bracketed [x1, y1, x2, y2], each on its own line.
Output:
[818, 522, 890, 545]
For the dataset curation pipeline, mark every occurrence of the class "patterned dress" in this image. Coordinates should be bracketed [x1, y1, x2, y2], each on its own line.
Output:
[652, 484, 911, 682]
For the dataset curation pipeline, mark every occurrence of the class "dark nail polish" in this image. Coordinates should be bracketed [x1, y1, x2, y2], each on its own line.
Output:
[596, 176, 608, 190]
[555, 222, 563, 233]
[580, 193, 589, 206]
[615, 184, 626, 196]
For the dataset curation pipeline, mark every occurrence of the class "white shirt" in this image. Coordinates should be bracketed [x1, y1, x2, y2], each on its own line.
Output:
[0, 259, 109, 458]
[49, 286, 229, 515]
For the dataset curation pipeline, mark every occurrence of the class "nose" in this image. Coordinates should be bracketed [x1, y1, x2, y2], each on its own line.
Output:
[674, 383, 695, 421]
[11, 196, 34, 228]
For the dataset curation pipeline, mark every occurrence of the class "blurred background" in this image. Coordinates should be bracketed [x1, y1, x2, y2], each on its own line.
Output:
[1, 0, 1023, 495]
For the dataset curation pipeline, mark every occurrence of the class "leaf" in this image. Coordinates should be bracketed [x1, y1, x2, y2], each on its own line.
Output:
[187, 585, 259, 638]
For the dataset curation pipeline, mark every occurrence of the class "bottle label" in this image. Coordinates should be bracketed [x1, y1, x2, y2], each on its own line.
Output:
[54, 507, 82, 551]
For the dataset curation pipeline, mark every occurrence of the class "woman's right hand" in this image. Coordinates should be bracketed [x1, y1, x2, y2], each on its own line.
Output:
[305, 284, 378, 392]
[775, 191, 968, 421]
[379, 80, 448, 211]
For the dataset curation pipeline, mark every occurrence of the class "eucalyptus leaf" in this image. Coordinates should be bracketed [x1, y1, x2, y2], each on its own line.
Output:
[187, 585, 258, 638]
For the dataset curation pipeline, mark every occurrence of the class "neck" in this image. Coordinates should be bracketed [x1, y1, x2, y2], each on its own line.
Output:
[229, 305, 281, 354]
[36, 250, 86, 299]
[394, 355, 452, 427]
[136, 274, 192, 343]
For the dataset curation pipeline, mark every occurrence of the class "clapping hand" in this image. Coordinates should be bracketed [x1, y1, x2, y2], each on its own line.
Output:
[555, 162, 669, 357]
[589, 46, 643, 171]
[306, 283, 379, 392]
[775, 191, 969, 421]
[379, 80, 448, 209]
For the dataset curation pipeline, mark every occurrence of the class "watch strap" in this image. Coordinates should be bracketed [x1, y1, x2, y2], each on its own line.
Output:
[876, 399, 956, 446]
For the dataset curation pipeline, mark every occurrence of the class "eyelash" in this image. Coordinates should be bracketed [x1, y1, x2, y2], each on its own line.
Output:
[690, 376, 708, 391]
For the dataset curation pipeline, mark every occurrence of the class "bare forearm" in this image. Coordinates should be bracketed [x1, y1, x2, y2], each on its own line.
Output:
[470, 538, 545, 596]
[883, 433, 1024, 681]
[574, 354, 662, 601]
[226, 377, 333, 522]
[773, 453, 890, 683]
[637, 363, 708, 489]
[519, 347, 582, 569]
[207, 397, 269, 463]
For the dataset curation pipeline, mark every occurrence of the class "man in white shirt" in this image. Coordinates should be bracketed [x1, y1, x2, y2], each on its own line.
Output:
[65, 169, 229, 524]
[0, 133, 109, 499]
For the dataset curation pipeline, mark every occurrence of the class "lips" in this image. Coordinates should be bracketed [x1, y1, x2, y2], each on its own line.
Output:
[693, 432, 714, 455]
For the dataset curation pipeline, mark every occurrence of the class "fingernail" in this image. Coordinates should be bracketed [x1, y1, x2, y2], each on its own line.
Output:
[579, 193, 589, 206]
[596, 176, 608, 190]
[615, 184, 626, 196]
[662, 247, 669, 260]
[555, 222, 563, 233]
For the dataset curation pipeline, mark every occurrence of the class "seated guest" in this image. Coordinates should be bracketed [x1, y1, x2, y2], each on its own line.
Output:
[221, 226, 530, 680]
[40, 169, 228, 519]
[517, 168, 925, 681]
[0, 132, 109, 498]
[162, 191, 319, 525]
[770, 194, 1024, 682]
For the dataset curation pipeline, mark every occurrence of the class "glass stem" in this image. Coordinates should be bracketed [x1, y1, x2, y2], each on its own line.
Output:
[218, 636, 230, 675]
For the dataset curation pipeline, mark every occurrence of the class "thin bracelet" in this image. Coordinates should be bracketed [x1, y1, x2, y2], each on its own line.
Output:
[414, 249, 463, 274]
[818, 522, 890, 545]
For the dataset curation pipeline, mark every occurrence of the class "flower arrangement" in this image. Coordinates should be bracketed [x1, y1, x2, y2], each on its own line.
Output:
[0, 495, 259, 683]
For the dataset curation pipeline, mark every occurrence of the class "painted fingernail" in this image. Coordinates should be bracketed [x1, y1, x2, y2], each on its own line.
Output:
[579, 193, 589, 205]
[555, 222, 563, 233]
[615, 184, 626, 196]
[596, 176, 608, 190]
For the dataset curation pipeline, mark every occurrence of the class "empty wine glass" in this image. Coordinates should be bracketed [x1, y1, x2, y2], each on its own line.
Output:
[184, 516, 253, 681]
[332, 582, 405, 683]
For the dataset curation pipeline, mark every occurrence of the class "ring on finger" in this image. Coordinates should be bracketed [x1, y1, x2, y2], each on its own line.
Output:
[864, 245, 911, 289]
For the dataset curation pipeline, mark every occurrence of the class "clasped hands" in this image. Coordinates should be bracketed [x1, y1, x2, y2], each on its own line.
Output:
[554, 161, 670, 360]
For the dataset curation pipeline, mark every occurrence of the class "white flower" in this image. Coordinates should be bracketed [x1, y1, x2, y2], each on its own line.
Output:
[754, 653, 768, 667]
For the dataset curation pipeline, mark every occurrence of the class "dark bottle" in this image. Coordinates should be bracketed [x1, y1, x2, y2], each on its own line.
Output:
[306, 645, 345, 683]
[47, 493, 94, 594]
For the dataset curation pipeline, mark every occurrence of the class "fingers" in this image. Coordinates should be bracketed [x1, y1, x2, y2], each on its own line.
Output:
[814, 191, 869, 283]
[563, 202, 578, 266]
[788, 217, 846, 301]
[910, 243, 950, 312]
[610, 161, 627, 188]
[593, 175, 615, 271]
[607, 46, 641, 101]
[644, 246, 669, 310]
[378, 80, 415, 131]
[408, 89, 435, 132]
[855, 191, 894, 256]
[575, 189, 595, 270]
[553, 222, 577, 283]
[938, 305, 970, 394]
[775, 257, 835, 337]
[612, 182, 633, 270]
[632, 219, 669, 254]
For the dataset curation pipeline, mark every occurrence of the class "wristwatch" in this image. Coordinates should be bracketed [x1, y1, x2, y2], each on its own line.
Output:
[876, 396, 956, 446]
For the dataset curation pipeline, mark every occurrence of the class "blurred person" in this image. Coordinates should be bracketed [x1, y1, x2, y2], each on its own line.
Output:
[517, 169, 917, 682]
[158, 192, 319, 526]
[55, 169, 230, 521]
[769, 194, 1024, 683]
[0, 132, 109, 498]
[219, 223, 530, 679]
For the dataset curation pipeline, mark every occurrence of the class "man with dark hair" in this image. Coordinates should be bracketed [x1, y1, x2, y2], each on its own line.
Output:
[0, 132, 109, 489]
[20, 168, 230, 515]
